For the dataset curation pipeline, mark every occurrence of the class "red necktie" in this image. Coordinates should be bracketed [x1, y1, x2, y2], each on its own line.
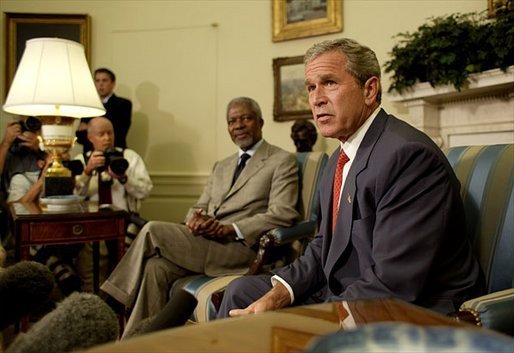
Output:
[332, 149, 349, 231]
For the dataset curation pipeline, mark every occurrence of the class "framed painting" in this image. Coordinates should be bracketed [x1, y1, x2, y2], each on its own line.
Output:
[272, 0, 343, 42]
[273, 55, 312, 122]
[3, 13, 91, 96]
[488, 0, 512, 16]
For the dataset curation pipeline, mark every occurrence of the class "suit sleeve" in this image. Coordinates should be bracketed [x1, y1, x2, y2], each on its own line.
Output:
[117, 99, 132, 144]
[123, 149, 152, 201]
[234, 152, 299, 246]
[274, 234, 327, 303]
[192, 162, 218, 214]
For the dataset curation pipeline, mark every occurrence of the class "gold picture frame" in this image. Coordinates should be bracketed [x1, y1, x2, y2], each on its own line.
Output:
[272, 0, 343, 42]
[3, 12, 91, 97]
[273, 55, 312, 122]
[488, 0, 513, 16]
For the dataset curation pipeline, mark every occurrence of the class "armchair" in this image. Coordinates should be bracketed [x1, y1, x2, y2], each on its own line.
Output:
[445, 144, 514, 335]
[172, 151, 328, 322]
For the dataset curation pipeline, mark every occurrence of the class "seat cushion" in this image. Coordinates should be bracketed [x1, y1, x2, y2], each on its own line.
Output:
[173, 275, 242, 322]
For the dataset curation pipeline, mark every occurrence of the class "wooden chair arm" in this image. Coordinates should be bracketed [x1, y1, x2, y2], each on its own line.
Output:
[246, 233, 275, 276]
[245, 220, 317, 276]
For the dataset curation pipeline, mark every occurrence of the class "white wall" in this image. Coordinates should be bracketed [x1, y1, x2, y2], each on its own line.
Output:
[0, 0, 487, 221]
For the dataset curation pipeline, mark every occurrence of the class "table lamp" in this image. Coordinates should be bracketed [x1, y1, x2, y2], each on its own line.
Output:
[3, 37, 105, 196]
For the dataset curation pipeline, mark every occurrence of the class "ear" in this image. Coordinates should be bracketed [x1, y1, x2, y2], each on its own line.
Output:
[363, 76, 379, 106]
[259, 118, 264, 128]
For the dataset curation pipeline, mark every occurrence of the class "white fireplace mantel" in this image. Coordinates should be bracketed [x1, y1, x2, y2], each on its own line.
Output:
[389, 66, 514, 147]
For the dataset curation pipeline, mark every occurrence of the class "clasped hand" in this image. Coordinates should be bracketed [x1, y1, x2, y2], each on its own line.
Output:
[186, 209, 234, 239]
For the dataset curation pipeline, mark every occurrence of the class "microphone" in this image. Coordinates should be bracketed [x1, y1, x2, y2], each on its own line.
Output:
[137, 289, 198, 336]
[0, 261, 55, 330]
[6, 292, 118, 353]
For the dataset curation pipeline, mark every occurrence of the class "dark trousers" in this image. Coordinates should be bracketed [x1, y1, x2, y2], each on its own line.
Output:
[218, 274, 330, 319]
[217, 274, 273, 318]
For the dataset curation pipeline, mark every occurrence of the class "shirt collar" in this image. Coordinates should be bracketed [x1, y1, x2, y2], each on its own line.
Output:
[102, 93, 113, 104]
[340, 107, 381, 160]
[238, 139, 263, 158]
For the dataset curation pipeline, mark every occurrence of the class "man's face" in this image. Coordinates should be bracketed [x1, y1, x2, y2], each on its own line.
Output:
[88, 119, 115, 151]
[305, 51, 370, 142]
[227, 103, 263, 151]
[95, 72, 115, 99]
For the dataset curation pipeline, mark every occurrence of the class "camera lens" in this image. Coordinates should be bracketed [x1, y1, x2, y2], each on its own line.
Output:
[23, 116, 42, 132]
[110, 158, 129, 175]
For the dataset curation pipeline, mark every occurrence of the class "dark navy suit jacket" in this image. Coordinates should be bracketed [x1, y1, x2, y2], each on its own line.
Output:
[274, 109, 484, 313]
[79, 93, 132, 152]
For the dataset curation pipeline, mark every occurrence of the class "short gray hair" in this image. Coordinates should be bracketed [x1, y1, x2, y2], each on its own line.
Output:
[304, 38, 382, 103]
[226, 97, 263, 121]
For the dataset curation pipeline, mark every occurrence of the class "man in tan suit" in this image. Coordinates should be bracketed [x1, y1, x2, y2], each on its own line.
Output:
[101, 97, 299, 333]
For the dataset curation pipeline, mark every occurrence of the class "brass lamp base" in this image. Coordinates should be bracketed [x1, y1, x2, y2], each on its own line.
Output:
[39, 116, 78, 196]
[44, 176, 75, 197]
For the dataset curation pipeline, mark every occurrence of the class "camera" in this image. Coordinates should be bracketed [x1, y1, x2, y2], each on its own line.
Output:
[10, 116, 42, 153]
[100, 147, 129, 175]
[61, 160, 84, 176]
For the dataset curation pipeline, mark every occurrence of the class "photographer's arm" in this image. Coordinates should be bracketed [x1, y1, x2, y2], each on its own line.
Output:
[0, 121, 21, 174]
[84, 151, 105, 176]
[16, 157, 52, 203]
[112, 150, 152, 200]
[74, 153, 97, 196]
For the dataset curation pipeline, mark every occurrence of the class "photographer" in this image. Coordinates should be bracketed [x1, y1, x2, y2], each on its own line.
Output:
[74, 117, 152, 212]
[73, 117, 152, 290]
[1, 117, 42, 258]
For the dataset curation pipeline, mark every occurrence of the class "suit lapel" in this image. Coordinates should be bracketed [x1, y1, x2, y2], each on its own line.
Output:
[320, 150, 339, 263]
[324, 110, 389, 275]
[218, 153, 239, 200]
[226, 141, 270, 197]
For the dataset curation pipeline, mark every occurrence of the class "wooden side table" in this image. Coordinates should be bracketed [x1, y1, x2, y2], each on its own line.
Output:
[9, 201, 127, 293]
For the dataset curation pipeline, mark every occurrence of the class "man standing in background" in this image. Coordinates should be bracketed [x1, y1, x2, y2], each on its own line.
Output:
[76, 68, 132, 153]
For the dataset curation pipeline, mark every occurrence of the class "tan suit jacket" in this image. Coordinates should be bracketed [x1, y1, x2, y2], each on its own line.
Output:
[194, 140, 300, 247]
[148, 140, 300, 276]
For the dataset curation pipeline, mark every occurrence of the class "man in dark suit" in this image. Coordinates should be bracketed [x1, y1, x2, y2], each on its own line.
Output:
[101, 97, 299, 335]
[76, 68, 132, 152]
[219, 38, 484, 318]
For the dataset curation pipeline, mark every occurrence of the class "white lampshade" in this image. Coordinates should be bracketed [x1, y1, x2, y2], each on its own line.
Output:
[3, 37, 105, 118]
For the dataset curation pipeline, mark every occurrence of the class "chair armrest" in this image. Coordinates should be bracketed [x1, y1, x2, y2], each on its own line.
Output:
[455, 288, 514, 335]
[267, 220, 317, 245]
[246, 220, 317, 276]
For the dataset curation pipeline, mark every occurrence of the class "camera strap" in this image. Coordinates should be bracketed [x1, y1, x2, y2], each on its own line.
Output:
[98, 172, 112, 205]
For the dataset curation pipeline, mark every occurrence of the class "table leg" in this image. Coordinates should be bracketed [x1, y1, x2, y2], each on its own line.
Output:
[93, 242, 100, 293]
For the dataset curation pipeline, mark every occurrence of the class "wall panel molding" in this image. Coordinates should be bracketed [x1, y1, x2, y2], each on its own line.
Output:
[139, 173, 209, 223]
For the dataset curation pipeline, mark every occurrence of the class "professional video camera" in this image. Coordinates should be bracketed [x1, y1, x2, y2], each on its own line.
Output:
[10, 116, 42, 153]
[99, 147, 129, 175]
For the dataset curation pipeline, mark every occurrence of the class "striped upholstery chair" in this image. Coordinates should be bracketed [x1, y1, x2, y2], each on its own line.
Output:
[445, 144, 514, 335]
[172, 151, 329, 322]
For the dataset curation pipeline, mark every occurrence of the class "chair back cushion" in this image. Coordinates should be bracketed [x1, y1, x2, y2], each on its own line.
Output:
[296, 152, 328, 222]
[444, 144, 514, 293]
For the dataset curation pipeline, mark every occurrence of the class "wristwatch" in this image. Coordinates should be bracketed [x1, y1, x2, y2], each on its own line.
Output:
[119, 175, 128, 184]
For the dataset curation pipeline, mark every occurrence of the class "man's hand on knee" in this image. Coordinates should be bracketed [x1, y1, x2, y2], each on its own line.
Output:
[229, 283, 291, 317]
